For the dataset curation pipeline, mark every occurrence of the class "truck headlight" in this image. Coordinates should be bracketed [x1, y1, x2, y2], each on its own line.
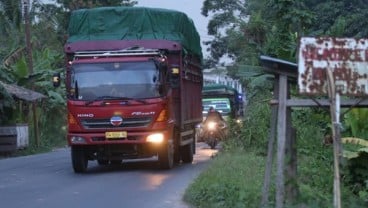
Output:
[146, 133, 164, 143]
[71, 136, 86, 144]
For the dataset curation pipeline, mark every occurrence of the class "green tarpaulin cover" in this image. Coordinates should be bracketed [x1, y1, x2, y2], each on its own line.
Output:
[67, 6, 202, 58]
[203, 84, 238, 95]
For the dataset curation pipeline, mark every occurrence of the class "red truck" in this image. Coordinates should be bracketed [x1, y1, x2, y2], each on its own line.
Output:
[53, 7, 203, 173]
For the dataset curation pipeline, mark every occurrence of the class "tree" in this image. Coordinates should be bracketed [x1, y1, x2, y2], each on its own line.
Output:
[201, 0, 248, 67]
[201, 0, 368, 91]
[0, 0, 23, 61]
[202, 0, 368, 65]
[0, 0, 66, 145]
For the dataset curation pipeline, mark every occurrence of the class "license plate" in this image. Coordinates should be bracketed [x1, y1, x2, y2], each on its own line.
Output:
[105, 131, 127, 139]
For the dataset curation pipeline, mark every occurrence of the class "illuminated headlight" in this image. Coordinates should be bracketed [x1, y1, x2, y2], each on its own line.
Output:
[236, 119, 242, 124]
[71, 136, 86, 144]
[207, 121, 216, 130]
[146, 133, 164, 143]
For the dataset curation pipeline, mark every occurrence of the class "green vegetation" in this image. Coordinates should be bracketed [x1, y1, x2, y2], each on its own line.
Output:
[185, 93, 367, 207]
[184, 149, 266, 208]
[0, 0, 137, 155]
[185, 0, 368, 207]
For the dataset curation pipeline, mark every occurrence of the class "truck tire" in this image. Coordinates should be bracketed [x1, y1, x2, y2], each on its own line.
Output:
[97, 159, 109, 165]
[181, 142, 194, 163]
[110, 160, 122, 165]
[174, 147, 181, 163]
[158, 141, 174, 169]
[173, 129, 181, 163]
[71, 146, 88, 173]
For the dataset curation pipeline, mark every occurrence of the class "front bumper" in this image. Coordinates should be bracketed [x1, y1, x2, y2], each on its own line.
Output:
[68, 130, 171, 160]
[67, 130, 170, 145]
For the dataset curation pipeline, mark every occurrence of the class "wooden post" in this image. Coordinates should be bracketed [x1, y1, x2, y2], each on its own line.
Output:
[326, 68, 342, 208]
[261, 75, 279, 207]
[276, 74, 288, 208]
[285, 123, 298, 202]
[285, 80, 298, 203]
[23, 0, 40, 146]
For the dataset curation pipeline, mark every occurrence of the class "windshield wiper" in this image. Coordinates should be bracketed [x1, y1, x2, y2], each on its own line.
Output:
[85, 96, 146, 106]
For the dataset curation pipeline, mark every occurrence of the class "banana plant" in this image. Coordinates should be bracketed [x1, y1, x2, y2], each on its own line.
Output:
[2, 46, 66, 142]
[342, 137, 368, 200]
[0, 76, 15, 124]
[343, 108, 368, 139]
[343, 137, 368, 159]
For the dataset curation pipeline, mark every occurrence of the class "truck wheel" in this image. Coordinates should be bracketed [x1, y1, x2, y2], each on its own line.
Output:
[71, 146, 88, 173]
[158, 141, 174, 169]
[97, 159, 109, 165]
[174, 146, 181, 164]
[110, 160, 122, 165]
[173, 129, 181, 163]
[181, 142, 194, 163]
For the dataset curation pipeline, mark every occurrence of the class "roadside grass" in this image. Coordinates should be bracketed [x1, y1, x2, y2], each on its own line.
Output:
[183, 148, 268, 208]
[184, 140, 366, 207]
[184, 106, 367, 207]
[183, 86, 368, 208]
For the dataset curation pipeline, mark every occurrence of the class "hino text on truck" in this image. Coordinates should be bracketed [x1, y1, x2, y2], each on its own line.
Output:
[53, 7, 203, 173]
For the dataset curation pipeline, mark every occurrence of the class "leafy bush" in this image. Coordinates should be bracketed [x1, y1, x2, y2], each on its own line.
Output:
[292, 109, 367, 207]
[185, 98, 367, 207]
[343, 109, 368, 139]
[184, 149, 267, 208]
[342, 138, 368, 204]
[226, 88, 272, 153]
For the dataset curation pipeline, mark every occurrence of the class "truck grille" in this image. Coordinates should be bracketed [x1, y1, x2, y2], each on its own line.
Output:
[81, 117, 152, 129]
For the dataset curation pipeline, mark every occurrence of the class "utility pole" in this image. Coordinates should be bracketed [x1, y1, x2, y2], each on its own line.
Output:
[23, 0, 40, 146]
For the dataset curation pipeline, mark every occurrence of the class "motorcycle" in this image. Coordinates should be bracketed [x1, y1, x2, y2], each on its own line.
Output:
[199, 119, 227, 149]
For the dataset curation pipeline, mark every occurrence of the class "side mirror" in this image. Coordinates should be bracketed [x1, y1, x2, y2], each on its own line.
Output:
[156, 83, 164, 95]
[52, 72, 61, 87]
[169, 67, 180, 88]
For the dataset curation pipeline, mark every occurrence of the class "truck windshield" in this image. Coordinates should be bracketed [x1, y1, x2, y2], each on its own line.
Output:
[70, 61, 161, 100]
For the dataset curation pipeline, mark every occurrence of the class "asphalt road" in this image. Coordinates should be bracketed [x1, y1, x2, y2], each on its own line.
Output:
[0, 142, 217, 208]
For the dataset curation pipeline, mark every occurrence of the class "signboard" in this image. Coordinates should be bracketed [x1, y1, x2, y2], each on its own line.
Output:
[298, 37, 368, 96]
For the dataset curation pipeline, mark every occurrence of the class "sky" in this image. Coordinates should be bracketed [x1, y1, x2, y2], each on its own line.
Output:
[137, 0, 211, 57]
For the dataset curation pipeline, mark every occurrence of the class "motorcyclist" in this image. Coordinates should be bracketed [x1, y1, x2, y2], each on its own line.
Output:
[205, 106, 225, 123]
[203, 106, 227, 140]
